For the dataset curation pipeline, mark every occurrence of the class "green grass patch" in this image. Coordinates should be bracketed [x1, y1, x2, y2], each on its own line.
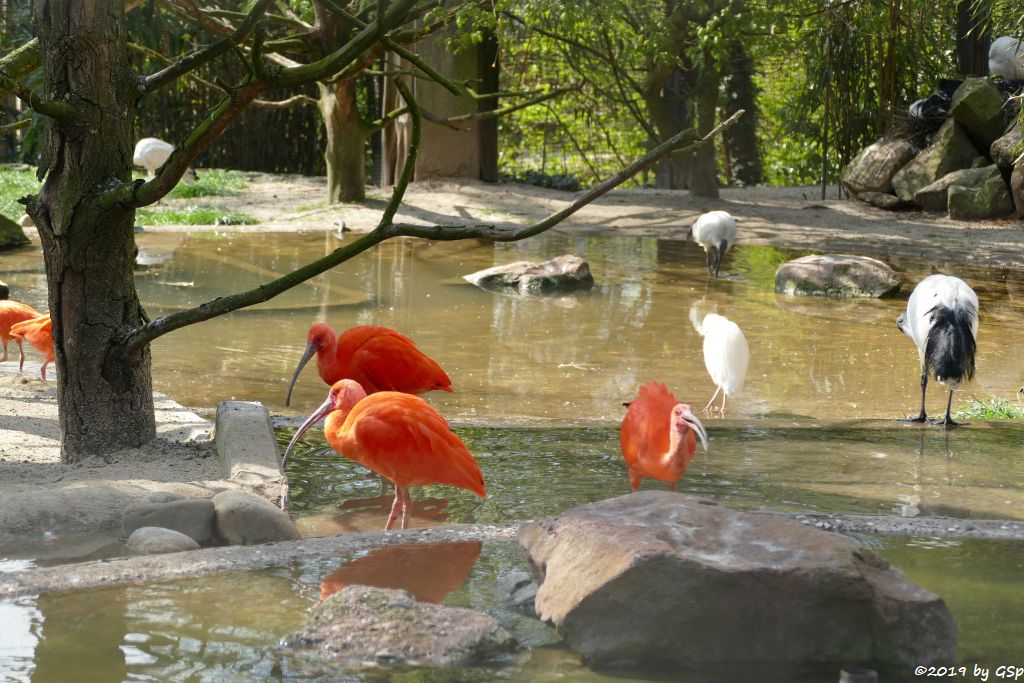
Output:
[954, 396, 1024, 420]
[0, 164, 40, 220]
[131, 168, 249, 199]
[136, 205, 258, 226]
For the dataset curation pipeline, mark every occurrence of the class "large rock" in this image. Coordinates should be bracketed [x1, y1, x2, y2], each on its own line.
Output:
[519, 492, 957, 669]
[949, 77, 1008, 151]
[286, 585, 516, 667]
[857, 191, 902, 210]
[914, 165, 1003, 212]
[841, 138, 915, 196]
[126, 527, 201, 555]
[990, 122, 1022, 168]
[1012, 164, 1024, 218]
[891, 119, 979, 203]
[121, 498, 216, 544]
[211, 490, 300, 545]
[464, 254, 594, 294]
[0, 214, 30, 250]
[775, 255, 900, 298]
[947, 173, 1015, 220]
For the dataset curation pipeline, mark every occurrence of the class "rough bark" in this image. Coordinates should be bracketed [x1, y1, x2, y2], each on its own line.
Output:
[478, 27, 500, 183]
[955, 0, 992, 77]
[318, 78, 372, 202]
[32, 0, 155, 462]
[724, 41, 763, 186]
[687, 62, 720, 198]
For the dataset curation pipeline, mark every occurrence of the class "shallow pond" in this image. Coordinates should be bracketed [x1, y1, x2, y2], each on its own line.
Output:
[3, 231, 1024, 423]
[3, 230, 1024, 680]
[1, 535, 1022, 682]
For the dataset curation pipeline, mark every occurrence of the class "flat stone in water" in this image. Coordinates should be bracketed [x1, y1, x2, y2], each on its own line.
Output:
[519, 492, 957, 669]
[775, 254, 900, 298]
[286, 584, 517, 667]
[464, 254, 594, 294]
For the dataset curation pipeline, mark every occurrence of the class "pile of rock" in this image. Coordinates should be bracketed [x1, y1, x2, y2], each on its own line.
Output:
[123, 489, 300, 555]
[843, 77, 1022, 219]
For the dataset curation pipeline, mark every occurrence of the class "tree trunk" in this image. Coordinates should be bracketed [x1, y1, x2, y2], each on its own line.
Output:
[319, 79, 373, 203]
[478, 26, 500, 183]
[645, 66, 694, 190]
[687, 62, 720, 198]
[955, 0, 992, 77]
[32, 0, 155, 463]
[724, 41, 763, 186]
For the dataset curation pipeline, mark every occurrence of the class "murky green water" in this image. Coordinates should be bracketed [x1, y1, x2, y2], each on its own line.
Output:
[2, 536, 1022, 682]
[4, 231, 1024, 680]
[4, 231, 1024, 422]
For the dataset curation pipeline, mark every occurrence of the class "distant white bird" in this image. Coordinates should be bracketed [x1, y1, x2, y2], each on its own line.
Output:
[989, 36, 1024, 80]
[687, 210, 737, 278]
[133, 137, 197, 182]
[896, 274, 978, 427]
[690, 306, 749, 413]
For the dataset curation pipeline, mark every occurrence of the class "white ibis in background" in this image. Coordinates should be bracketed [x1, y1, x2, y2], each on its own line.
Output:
[687, 210, 737, 278]
[690, 306, 749, 413]
[896, 274, 978, 427]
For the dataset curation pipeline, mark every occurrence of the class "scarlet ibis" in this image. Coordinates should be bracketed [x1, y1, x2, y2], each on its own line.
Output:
[9, 313, 54, 381]
[897, 274, 978, 427]
[620, 382, 709, 492]
[285, 323, 451, 406]
[283, 379, 485, 530]
[690, 308, 749, 413]
[687, 210, 737, 278]
[0, 284, 42, 366]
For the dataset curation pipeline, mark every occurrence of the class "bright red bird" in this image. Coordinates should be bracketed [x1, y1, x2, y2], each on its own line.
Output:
[10, 313, 55, 381]
[285, 323, 452, 406]
[0, 292, 42, 367]
[620, 381, 709, 492]
[283, 379, 485, 530]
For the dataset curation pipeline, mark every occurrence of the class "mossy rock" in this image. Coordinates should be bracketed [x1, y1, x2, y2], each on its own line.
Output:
[0, 213, 30, 250]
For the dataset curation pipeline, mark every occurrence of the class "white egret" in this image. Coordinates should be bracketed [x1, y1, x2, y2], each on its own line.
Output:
[687, 210, 737, 278]
[690, 306, 749, 413]
[896, 274, 978, 427]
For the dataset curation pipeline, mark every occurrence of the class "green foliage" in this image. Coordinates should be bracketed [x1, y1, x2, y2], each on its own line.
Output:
[165, 169, 249, 199]
[0, 164, 38, 219]
[502, 169, 581, 191]
[136, 205, 258, 226]
[954, 396, 1024, 420]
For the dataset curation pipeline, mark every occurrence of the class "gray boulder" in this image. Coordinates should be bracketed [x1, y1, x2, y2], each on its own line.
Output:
[142, 491, 186, 505]
[775, 255, 900, 298]
[126, 526, 201, 555]
[519, 492, 957, 669]
[1012, 164, 1024, 218]
[892, 119, 980, 203]
[497, 569, 539, 618]
[0, 214, 30, 250]
[122, 498, 215, 544]
[947, 174, 1015, 220]
[286, 585, 516, 667]
[914, 165, 1002, 212]
[464, 254, 594, 294]
[212, 490, 300, 545]
[990, 123, 1022, 168]
[841, 138, 915, 196]
[949, 77, 1008, 152]
[857, 191, 902, 210]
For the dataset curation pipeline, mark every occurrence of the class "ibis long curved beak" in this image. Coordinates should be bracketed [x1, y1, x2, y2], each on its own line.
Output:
[282, 393, 335, 470]
[679, 407, 709, 452]
[285, 342, 318, 407]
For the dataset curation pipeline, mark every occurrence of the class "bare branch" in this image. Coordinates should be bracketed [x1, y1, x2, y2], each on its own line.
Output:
[143, 0, 275, 92]
[0, 71, 75, 121]
[0, 118, 31, 134]
[388, 110, 745, 242]
[0, 38, 40, 83]
[380, 77, 422, 226]
[252, 94, 319, 108]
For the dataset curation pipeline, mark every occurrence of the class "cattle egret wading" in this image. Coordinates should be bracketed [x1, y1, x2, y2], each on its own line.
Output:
[690, 306, 749, 413]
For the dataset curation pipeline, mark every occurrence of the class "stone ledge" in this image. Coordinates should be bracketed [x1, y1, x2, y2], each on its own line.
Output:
[215, 400, 287, 504]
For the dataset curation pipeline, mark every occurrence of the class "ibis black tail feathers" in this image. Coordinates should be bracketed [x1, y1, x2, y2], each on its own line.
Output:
[924, 303, 977, 385]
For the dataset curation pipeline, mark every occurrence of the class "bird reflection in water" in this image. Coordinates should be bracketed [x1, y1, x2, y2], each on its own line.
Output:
[319, 541, 483, 602]
[298, 495, 453, 536]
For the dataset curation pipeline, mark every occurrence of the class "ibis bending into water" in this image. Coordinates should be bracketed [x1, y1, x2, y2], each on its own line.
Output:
[283, 380, 485, 530]
[620, 382, 709, 492]
[285, 323, 451, 406]
[896, 274, 978, 427]
[690, 307, 749, 413]
[9, 313, 54, 381]
[688, 210, 737, 278]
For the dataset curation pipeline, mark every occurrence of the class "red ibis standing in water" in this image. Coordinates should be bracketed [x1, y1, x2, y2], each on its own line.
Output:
[285, 323, 451, 406]
[620, 382, 709, 492]
[896, 274, 978, 427]
[283, 379, 485, 530]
